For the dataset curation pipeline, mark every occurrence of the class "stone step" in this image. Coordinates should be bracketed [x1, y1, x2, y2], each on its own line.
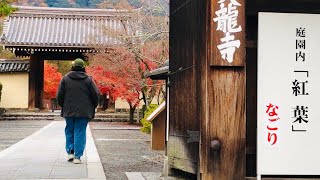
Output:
[0, 116, 54, 121]
[0, 117, 137, 122]
[95, 114, 140, 118]
[0, 112, 142, 122]
[1, 114, 56, 117]
[1, 114, 56, 118]
[92, 118, 138, 122]
[2, 113, 140, 118]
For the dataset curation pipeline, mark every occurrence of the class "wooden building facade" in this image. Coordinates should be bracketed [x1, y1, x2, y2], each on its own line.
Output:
[168, 0, 320, 179]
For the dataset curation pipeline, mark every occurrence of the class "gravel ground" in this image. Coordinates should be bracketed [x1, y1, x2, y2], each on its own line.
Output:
[0, 120, 51, 151]
[90, 122, 164, 180]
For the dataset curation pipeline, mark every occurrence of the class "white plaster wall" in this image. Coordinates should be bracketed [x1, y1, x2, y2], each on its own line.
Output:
[0, 73, 29, 108]
[115, 99, 145, 109]
[115, 94, 164, 109]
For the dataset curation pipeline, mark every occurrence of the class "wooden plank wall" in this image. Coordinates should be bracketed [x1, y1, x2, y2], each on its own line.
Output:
[168, 0, 205, 174]
[170, 0, 247, 178]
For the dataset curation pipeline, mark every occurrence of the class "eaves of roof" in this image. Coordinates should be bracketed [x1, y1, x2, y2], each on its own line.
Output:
[0, 60, 29, 73]
[145, 59, 169, 80]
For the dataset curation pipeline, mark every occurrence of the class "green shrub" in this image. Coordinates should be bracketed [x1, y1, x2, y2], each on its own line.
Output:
[140, 104, 159, 134]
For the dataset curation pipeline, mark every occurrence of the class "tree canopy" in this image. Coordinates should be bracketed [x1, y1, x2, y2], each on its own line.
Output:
[0, 0, 17, 17]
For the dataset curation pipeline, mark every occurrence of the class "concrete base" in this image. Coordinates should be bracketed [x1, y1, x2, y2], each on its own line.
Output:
[162, 155, 174, 177]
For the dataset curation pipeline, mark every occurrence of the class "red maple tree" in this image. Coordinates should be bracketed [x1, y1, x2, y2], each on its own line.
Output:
[87, 45, 164, 124]
[87, 66, 116, 96]
[44, 62, 62, 100]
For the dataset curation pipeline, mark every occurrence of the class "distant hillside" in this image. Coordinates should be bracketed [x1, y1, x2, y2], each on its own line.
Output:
[13, 0, 169, 10]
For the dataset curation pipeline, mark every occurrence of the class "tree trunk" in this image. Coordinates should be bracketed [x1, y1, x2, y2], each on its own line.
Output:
[107, 94, 115, 112]
[141, 91, 147, 117]
[129, 104, 136, 124]
[142, 90, 147, 106]
[97, 93, 108, 112]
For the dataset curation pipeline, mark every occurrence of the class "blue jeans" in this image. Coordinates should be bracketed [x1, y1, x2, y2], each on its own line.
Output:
[65, 117, 89, 159]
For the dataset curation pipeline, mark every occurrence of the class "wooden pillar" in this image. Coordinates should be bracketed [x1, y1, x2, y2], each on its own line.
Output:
[29, 55, 44, 110]
[199, 0, 246, 179]
[29, 55, 37, 109]
[37, 57, 44, 109]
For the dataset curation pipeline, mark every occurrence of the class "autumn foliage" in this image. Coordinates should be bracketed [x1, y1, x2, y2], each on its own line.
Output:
[87, 54, 152, 108]
[87, 44, 164, 124]
[44, 62, 62, 99]
[87, 66, 141, 108]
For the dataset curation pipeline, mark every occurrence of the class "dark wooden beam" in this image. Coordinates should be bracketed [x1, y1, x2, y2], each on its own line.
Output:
[34, 52, 86, 60]
[246, 13, 258, 177]
[37, 57, 44, 109]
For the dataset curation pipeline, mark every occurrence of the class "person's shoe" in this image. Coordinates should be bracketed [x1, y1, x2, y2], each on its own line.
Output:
[67, 154, 75, 161]
[73, 158, 81, 164]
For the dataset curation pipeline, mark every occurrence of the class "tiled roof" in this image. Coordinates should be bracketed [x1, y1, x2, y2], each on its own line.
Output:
[0, 60, 29, 73]
[1, 6, 137, 50]
[146, 60, 169, 80]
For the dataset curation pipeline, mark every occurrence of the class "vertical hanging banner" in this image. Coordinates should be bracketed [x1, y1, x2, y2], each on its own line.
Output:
[211, 0, 245, 66]
[258, 12, 320, 175]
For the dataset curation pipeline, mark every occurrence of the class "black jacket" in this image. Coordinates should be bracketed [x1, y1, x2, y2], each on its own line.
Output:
[56, 71, 99, 119]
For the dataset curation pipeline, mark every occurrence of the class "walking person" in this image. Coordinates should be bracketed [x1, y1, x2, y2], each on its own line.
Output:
[57, 58, 99, 164]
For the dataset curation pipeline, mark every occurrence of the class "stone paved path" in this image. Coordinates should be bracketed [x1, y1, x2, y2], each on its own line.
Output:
[0, 121, 106, 180]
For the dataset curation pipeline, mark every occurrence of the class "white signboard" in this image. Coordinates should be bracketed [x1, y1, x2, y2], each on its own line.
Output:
[258, 12, 320, 176]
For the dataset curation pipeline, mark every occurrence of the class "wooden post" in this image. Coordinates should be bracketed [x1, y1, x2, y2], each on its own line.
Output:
[28, 55, 44, 110]
[37, 57, 44, 109]
[29, 55, 37, 109]
[200, 0, 246, 179]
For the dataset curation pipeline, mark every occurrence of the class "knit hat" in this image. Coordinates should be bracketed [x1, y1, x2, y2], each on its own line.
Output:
[72, 58, 85, 68]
